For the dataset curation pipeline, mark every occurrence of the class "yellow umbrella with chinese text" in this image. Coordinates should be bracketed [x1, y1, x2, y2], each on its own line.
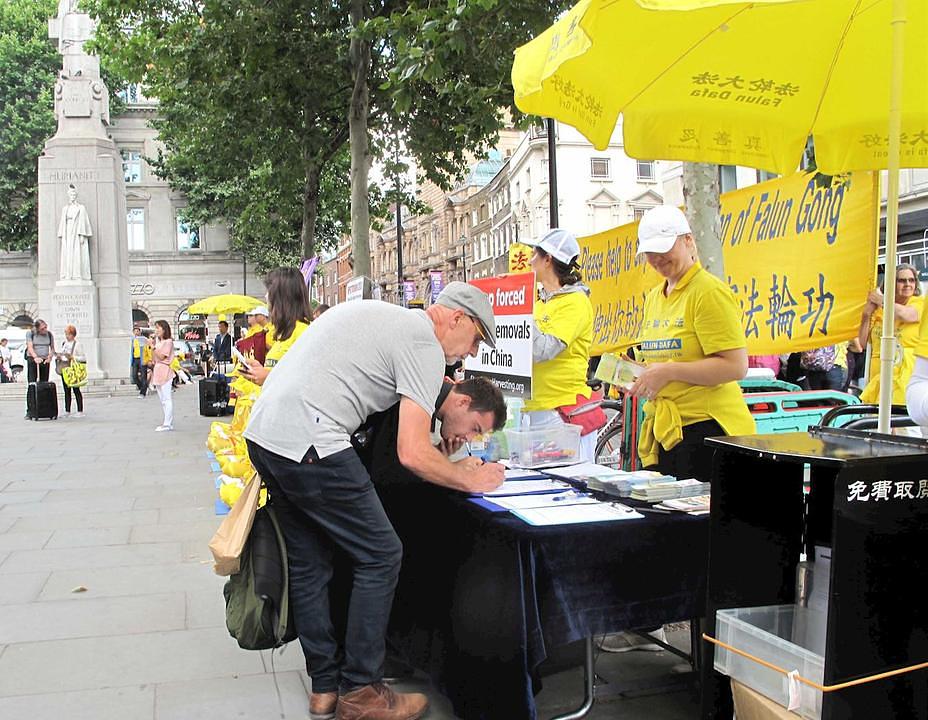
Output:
[512, 0, 928, 430]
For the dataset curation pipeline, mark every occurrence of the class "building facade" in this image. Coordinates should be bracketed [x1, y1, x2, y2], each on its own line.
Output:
[0, 85, 265, 340]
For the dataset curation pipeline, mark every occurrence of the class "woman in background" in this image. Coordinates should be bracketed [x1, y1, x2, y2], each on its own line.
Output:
[59, 324, 86, 417]
[242, 267, 312, 386]
[151, 320, 176, 431]
[858, 264, 922, 405]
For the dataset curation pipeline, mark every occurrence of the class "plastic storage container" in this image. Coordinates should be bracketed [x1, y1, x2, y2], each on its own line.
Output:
[714, 604, 825, 719]
[504, 424, 581, 468]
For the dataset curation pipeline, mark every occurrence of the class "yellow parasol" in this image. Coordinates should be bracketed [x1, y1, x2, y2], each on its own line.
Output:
[187, 294, 264, 316]
[512, 0, 928, 431]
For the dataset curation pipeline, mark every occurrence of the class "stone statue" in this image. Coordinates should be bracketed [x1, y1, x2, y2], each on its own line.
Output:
[58, 184, 93, 281]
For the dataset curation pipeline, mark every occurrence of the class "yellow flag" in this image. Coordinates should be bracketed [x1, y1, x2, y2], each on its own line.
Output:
[508, 243, 533, 274]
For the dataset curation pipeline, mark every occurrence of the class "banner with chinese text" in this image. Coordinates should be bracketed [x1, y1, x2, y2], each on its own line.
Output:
[579, 171, 877, 356]
[463, 273, 534, 398]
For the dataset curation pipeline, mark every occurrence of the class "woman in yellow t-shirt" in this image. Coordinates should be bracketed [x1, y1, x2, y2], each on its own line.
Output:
[629, 206, 755, 482]
[905, 301, 928, 425]
[240, 266, 311, 386]
[521, 229, 597, 462]
[857, 263, 922, 405]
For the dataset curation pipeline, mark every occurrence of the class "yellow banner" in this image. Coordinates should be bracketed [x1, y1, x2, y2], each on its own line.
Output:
[579, 171, 877, 356]
[509, 242, 532, 273]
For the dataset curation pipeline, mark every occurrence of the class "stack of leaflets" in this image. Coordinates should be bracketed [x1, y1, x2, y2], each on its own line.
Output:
[629, 477, 711, 502]
[655, 494, 711, 515]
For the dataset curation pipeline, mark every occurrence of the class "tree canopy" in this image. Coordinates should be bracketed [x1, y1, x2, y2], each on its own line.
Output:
[0, 0, 58, 252]
[88, 0, 572, 271]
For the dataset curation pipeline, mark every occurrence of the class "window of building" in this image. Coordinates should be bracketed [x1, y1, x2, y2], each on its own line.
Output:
[525, 168, 531, 189]
[118, 83, 150, 105]
[122, 151, 142, 184]
[127, 208, 145, 251]
[176, 215, 201, 251]
[757, 169, 778, 184]
[540, 158, 549, 183]
[590, 157, 611, 179]
[515, 181, 521, 201]
[632, 205, 653, 222]
[720, 165, 739, 193]
[636, 160, 656, 182]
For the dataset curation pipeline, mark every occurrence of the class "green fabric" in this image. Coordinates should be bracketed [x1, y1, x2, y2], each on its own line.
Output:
[223, 506, 295, 650]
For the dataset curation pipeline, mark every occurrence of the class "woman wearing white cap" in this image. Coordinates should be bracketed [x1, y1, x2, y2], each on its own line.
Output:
[521, 228, 600, 462]
[628, 205, 755, 481]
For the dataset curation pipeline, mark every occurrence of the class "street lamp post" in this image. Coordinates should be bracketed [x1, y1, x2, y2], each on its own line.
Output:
[459, 236, 467, 281]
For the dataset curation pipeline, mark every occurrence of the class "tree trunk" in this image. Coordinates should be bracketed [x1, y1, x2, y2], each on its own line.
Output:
[301, 160, 321, 260]
[682, 161, 724, 279]
[348, 0, 371, 279]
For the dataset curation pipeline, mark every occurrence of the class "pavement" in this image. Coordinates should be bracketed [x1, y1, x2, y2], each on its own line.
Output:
[0, 387, 700, 720]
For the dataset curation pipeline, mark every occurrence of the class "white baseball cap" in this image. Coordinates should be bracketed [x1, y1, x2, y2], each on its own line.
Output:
[522, 228, 580, 266]
[637, 206, 692, 255]
[248, 305, 269, 317]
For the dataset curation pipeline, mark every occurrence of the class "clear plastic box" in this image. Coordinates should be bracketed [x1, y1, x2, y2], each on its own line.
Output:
[714, 604, 825, 719]
[503, 425, 581, 468]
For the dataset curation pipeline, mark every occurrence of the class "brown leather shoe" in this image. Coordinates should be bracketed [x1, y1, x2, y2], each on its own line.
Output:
[310, 691, 338, 720]
[336, 683, 429, 720]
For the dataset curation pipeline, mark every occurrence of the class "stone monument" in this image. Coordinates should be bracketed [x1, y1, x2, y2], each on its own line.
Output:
[37, 0, 131, 379]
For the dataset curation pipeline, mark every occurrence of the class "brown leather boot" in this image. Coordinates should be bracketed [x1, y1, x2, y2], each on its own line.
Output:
[310, 691, 338, 720]
[336, 683, 429, 720]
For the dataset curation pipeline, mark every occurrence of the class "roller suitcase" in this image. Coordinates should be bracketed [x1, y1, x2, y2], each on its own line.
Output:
[27, 381, 58, 420]
[199, 377, 229, 417]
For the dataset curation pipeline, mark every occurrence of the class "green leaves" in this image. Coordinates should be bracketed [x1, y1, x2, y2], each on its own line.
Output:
[0, 0, 58, 251]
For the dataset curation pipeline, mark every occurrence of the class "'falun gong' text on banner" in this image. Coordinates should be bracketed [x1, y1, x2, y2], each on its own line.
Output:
[579, 171, 877, 357]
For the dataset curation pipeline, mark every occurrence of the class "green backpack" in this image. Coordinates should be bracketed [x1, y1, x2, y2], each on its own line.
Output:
[223, 505, 297, 650]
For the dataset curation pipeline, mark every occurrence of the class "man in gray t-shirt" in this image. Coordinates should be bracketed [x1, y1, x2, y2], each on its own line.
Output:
[243, 282, 503, 720]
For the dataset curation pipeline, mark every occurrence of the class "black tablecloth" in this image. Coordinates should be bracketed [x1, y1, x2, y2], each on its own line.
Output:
[378, 484, 709, 720]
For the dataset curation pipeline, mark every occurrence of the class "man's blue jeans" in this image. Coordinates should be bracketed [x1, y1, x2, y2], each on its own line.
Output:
[245, 440, 402, 693]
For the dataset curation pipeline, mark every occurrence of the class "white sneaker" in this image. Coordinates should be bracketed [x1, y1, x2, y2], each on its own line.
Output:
[599, 627, 666, 653]
[155, 424, 174, 432]
[74, 412, 84, 418]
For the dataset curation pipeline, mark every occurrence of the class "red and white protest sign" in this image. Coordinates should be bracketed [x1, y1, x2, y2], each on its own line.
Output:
[464, 273, 534, 398]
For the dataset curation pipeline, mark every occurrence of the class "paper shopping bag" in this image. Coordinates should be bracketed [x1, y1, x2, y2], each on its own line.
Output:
[209, 472, 262, 576]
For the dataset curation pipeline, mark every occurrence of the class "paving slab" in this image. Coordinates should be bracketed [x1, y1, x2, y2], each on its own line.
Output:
[0, 592, 185, 643]
[0, 627, 265, 695]
[9, 509, 160, 531]
[0, 685, 155, 720]
[0, 572, 49, 605]
[0, 490, 49, 505]
[0, 542, 182, 573]
[154, 671, 309, 720]
[45, 526, 132, 549]
[129, 520, 219, 544]
[38, 562, 221, 602]
[134, 490, 218, 510]
[0, 530, 52, 552]
[0, 496, 136, 517]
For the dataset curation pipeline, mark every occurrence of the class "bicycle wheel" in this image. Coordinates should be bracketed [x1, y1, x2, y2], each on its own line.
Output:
[595, 420, 624, 468]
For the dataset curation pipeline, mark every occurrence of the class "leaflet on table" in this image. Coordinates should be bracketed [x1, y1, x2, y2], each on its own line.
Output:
[655, 494, 711, 514]
[511, 502, 644, 526]
[504, 468, 549, 481]
[476, 479, 571, 497]
[544, 462, 622, 480]
[489, 490, 600, 511]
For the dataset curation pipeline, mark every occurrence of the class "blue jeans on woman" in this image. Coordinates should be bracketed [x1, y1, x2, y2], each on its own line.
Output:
[245, 440, 403, 694]
[805, 365, 847, 391]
